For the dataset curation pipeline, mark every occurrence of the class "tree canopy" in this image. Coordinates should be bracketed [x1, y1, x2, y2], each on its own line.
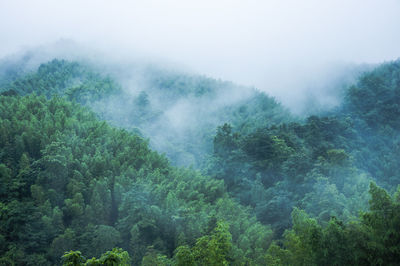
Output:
[1, 57, 400, 265]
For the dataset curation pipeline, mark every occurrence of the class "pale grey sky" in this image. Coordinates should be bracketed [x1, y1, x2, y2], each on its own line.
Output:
[1, 0, 400, 111]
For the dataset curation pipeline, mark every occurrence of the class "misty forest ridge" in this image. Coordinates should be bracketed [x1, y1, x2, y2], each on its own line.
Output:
[2, 0, 400, 264]
[0, 51, 400, 265]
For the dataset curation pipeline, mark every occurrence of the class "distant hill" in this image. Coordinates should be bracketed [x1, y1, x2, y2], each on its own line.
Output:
[1, 58, 291, 167]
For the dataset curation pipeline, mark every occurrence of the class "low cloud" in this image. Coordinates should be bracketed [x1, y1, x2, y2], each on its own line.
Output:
[1, 0, 399, 113]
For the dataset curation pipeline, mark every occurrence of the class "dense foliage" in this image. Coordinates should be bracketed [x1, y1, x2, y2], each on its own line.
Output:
[62, 248, 130, 266]
[0, 56, 400, 265]
[1, 59, 121, 103]
[205, 60, 400, 234]
[265, 182, 400, 265]
[0, 94, 276, 264]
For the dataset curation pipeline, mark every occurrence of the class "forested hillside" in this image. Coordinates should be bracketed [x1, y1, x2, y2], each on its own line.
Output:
[1, 59, 291, 167]
[0, 56, 400, 265]
[0, 95, 273, 265]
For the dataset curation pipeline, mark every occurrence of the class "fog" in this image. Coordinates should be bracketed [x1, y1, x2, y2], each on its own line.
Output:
[1, 3, 400, 262]
[1, 0, 400, 112]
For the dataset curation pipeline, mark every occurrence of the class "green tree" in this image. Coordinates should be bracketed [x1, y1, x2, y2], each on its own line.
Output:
[174, 221, 233, 265]
[62, 250, 85, 266]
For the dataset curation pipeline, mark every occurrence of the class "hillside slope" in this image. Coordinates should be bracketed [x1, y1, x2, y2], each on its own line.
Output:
[0, 95, 273, 265]
[1, 56, 400, 265]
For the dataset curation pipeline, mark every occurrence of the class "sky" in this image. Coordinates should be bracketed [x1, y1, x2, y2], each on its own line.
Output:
[1, 0, 400, 111]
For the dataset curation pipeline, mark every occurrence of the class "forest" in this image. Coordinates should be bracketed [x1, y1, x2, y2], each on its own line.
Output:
[0, 56, 400, 265]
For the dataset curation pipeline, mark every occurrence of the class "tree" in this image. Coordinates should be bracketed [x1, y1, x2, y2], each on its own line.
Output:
[174, 221, 233, 265]
[61, 250, 85, 266]
[61, 248, 130, 266]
